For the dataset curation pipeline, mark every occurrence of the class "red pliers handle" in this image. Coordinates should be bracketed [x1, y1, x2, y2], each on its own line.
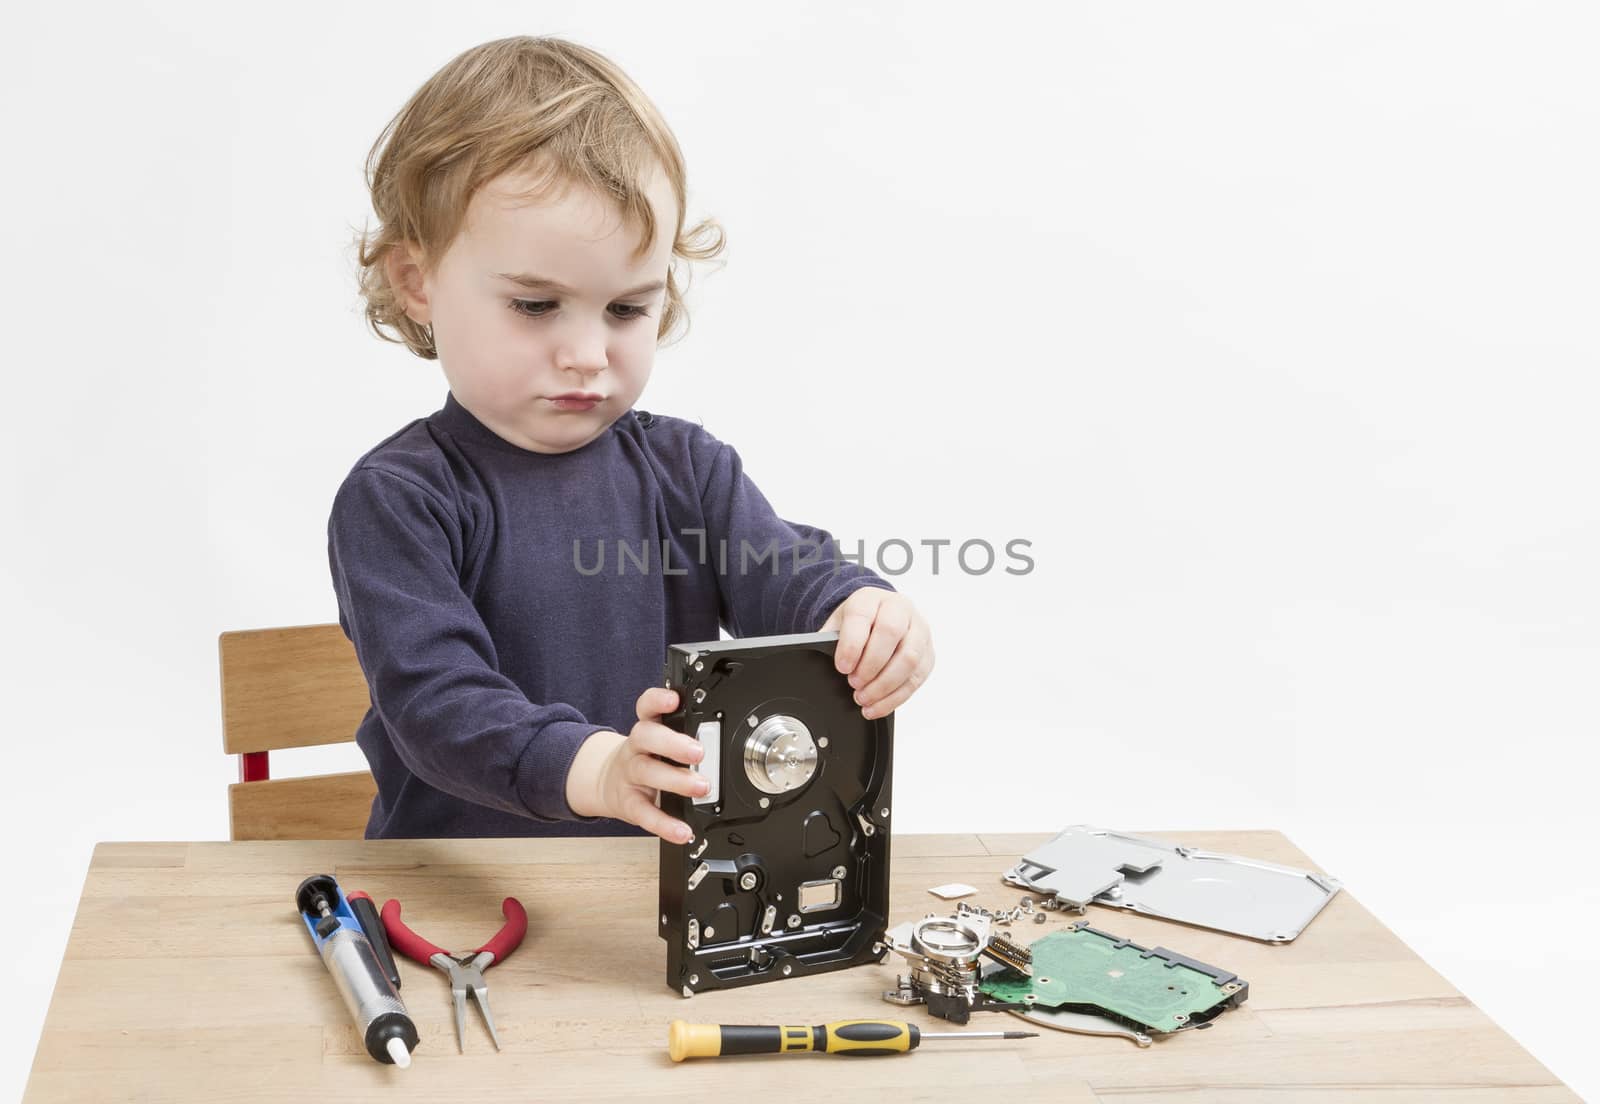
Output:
[380, 897, 528, 968]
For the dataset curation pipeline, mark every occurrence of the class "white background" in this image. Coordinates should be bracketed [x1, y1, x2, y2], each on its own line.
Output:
[2, 1, 1596, 1098]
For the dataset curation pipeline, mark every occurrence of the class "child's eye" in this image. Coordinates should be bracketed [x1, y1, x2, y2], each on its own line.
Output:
[507, 299, 652, 322]
[509, 299, 556, 319]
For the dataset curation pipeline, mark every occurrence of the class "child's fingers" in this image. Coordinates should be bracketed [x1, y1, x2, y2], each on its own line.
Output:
[627, 749, 709, 800]
[629, 718, 704, 766]
[848, 605, 911, 689]
[636, 685, 680, 721]
[624, 788, 694, 844]
[854, 635, 932, 715]
[829, 594, 879, 674]
[860, 679, 917, 719]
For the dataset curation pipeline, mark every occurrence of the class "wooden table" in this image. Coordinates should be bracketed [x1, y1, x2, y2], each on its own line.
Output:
[24, 831, 1579, 1102]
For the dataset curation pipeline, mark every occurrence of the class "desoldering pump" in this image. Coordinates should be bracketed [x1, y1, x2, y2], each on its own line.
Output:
[295, 874, 419, 1068]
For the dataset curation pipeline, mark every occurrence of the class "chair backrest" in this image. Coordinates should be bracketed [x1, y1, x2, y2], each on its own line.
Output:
[218, 623, 377, 840]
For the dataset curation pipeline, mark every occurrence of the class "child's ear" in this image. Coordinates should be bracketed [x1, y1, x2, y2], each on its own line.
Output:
[386, 241, 432, 325]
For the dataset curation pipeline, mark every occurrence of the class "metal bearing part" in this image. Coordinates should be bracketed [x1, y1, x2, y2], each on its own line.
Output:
[910, 916, 987, 964]
[743, 714, 818, 794]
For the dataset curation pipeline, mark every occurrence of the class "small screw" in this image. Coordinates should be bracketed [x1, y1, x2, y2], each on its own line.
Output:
[788, 914, 802, 928]
[688, 974, 699, 986]
[693, 689, 706, 703]
[660, 913, 668, 925]
[739, 872, 758, 890]
[704, 926, 715, 938]
[831, 865, 847, 879]
[759, 797, 770, 809]
[781, 963, 793, 976]
[880, 807, 890, 817]
[694, 660, 704, 671]
[747, 714, 758, 727]
[818, 737, 829, 748]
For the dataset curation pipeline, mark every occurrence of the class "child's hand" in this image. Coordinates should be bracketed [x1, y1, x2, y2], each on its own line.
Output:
[566, 687, 705, 844]
[819, 589, 935, 720]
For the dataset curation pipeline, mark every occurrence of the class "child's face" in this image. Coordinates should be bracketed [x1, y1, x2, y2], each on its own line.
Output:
[392, 163, 677, 454]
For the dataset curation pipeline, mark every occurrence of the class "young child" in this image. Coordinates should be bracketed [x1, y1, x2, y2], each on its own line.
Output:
[331, 36, 935, 843]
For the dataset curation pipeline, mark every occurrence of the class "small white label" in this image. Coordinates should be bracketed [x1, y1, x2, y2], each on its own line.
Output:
[693, 720, 721, 806]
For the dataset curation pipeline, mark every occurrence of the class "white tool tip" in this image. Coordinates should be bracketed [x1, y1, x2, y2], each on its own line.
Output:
[386, 1037, 412, 1069]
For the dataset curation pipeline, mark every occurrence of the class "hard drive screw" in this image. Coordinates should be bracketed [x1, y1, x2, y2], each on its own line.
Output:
[831, 866, 846, 879]
[661, 913, 668, 924]
[739, 872, 758, 890]
[782, 964, 793, 976]
[818, 737, 829, 748]
[747, 714, 759, 727]
[1034, 913, 1047, 924]
[704, 927, 716, 938]
[689, 974, 699, 986]
[788, 914, 802, 928]
[693, 689, 706, 703]
[759, 797, 770, 809]
[695, 660, 704, 671]
[880, 807, 890, 818]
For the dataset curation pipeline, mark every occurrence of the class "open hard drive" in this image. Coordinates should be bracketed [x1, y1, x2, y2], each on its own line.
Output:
[657, 631, 893, 996]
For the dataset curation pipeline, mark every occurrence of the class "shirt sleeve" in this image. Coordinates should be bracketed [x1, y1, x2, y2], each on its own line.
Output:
[327, 466, 612, 823]
[697, 438, 895, 637]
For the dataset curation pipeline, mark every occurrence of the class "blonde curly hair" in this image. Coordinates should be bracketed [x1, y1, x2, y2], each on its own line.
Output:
[352, 36, 725, 359]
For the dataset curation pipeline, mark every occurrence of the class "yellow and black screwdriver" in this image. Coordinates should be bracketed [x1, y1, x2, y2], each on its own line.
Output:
[668, 1018, 1037, 1061]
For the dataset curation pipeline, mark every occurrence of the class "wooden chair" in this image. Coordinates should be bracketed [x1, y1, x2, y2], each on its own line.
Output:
[218, 623, 378, 840]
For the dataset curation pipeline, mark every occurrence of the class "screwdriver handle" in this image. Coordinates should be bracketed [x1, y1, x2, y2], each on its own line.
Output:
[668, 1019, 920, 1060]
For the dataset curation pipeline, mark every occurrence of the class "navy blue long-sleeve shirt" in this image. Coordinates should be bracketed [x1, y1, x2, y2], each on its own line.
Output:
[327, 393, 893, 839]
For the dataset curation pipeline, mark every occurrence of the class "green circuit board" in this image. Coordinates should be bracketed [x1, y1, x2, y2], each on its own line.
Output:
[979, 924, 1245, 1034]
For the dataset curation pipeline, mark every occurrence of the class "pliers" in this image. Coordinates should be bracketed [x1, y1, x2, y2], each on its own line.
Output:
[380, 896, 528, 1052]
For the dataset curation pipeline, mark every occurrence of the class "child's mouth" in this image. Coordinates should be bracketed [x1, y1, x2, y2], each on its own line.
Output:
[549, 394, 604, 412]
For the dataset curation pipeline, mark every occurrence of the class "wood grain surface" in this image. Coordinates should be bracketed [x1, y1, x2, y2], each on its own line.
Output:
[218, 624, 368, 756]
[23, 831, 1578, 1102]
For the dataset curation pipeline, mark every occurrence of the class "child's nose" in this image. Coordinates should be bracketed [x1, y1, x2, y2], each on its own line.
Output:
[555, 327, 609, 375]
[557, 347, 608, 375]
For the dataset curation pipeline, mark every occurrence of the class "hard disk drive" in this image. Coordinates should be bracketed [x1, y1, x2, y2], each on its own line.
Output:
[657, 631, 893, 996]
